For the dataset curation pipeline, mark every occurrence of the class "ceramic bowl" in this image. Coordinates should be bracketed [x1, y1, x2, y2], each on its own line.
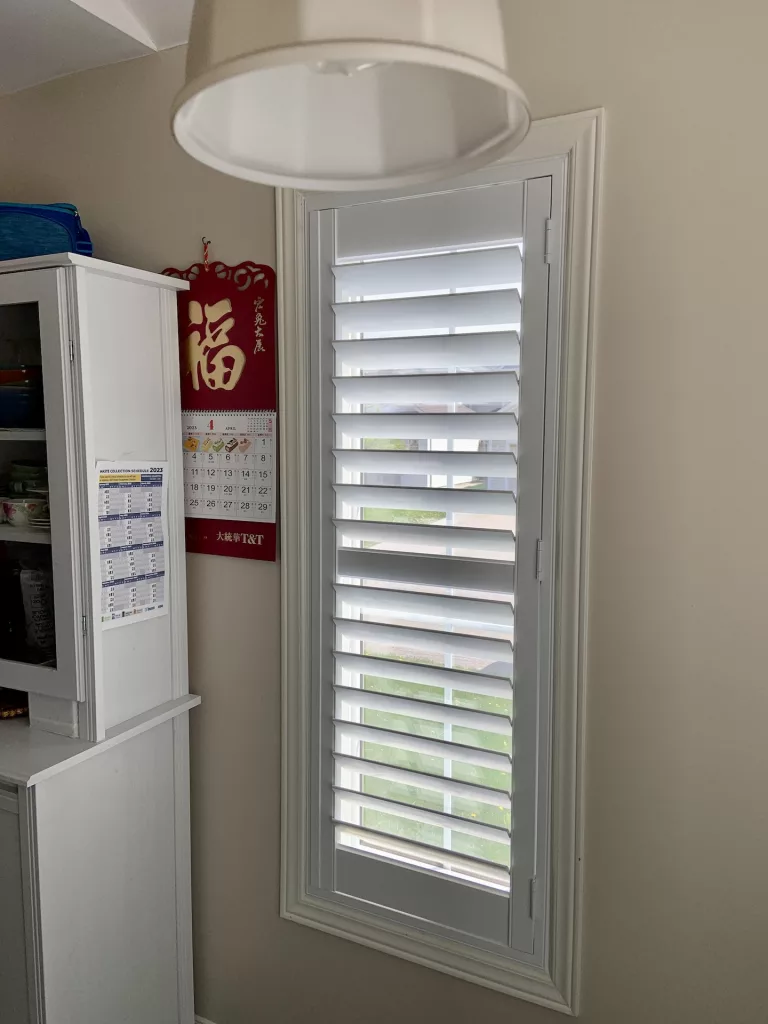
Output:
[2, 498, 48, 528]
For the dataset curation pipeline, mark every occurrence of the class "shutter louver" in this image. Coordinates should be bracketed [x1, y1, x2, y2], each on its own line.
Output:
[332, 201, 523, 891]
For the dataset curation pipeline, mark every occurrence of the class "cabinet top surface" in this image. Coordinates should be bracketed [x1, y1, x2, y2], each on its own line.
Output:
[0, 719, 92, 787]
[0, 252, 189, 291]
[0, 695, 200, 787]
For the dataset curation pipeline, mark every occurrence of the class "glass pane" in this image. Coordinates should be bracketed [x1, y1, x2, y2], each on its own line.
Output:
[360, 807, 443, 848]
[451, 831, 510, 867]
[0, 302, 56, 668]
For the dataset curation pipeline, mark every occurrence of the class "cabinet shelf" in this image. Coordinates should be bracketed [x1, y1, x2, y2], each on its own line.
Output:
[0, 428, 46, 441]
[0, 523, 51, 545]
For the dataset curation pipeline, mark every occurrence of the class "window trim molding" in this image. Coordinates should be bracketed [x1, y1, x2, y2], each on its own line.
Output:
[278, 108, 604, 1015]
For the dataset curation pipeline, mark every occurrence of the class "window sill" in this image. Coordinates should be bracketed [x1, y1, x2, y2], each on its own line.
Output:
[282, 888, 576, 1013]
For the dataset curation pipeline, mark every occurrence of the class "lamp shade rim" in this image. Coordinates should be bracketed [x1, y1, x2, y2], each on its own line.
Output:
[171, 39, 531, 192]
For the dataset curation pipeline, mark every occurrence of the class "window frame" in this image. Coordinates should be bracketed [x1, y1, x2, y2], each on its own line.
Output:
[278, 109, 603, 1014]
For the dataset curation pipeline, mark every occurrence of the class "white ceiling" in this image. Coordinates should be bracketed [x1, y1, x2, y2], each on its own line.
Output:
[0, 0, 193, 95]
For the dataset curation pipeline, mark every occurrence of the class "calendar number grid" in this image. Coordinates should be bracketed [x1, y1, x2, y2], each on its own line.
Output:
[182, 411, 276, 524]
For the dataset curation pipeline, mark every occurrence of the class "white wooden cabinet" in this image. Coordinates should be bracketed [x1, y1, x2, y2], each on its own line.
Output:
[0, 253, 190, 739]
[0, 255, 199, 1024]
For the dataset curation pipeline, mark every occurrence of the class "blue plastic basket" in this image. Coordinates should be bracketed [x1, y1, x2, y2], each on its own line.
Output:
[0, 203, 93, 261]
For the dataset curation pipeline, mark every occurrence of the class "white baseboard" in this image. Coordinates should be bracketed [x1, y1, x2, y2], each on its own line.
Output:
[196, 1017, 217, 1024]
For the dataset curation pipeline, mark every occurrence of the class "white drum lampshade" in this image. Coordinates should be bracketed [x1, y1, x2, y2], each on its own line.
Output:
[172, 0, 531, 191]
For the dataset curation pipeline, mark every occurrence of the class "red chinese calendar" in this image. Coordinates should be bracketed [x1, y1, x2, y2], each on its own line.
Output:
[163, 260, 277, 561]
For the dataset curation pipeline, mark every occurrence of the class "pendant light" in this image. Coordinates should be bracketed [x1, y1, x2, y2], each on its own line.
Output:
[172, 0, 530, 192]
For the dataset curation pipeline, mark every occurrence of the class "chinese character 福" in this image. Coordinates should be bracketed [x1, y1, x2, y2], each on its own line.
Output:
[188, 298, 246, 391]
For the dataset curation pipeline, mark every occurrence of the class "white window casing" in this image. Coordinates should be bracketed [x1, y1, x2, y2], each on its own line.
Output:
[278, 110, 603, 1014]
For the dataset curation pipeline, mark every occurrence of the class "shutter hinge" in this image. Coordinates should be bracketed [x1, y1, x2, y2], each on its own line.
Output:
[69, 336, 75, 363]
[82, 615, 88, 638]
[535, 539, 544, 582]
[544, 219, 554, 264]
[529, 876, 537, 919]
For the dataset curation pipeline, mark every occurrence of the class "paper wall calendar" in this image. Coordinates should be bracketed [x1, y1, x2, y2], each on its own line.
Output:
[163, 258, 278, 561]
[97, 462, 169, 628]
[182, 410, 276, 525]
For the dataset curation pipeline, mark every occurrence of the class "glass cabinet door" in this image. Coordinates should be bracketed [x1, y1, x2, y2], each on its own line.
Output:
[0, 269, 83, 701]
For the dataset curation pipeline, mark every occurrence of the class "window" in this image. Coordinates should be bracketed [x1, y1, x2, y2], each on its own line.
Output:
[279, 111, 601, 1012]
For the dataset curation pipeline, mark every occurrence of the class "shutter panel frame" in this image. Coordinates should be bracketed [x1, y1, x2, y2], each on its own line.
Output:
[303, 168, 556, 958]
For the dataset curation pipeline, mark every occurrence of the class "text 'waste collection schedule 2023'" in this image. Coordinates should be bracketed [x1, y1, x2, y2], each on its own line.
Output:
[97, 462, 169, 628]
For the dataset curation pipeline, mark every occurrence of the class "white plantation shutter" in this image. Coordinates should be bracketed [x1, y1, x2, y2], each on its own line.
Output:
[309, 175, 554, 953]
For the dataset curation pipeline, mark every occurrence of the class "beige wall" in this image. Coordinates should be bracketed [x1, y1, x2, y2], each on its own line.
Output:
[2, 2, 768, 1021]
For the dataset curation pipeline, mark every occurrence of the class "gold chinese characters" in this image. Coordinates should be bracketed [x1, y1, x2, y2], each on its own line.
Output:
[187, 298, 245, 391]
